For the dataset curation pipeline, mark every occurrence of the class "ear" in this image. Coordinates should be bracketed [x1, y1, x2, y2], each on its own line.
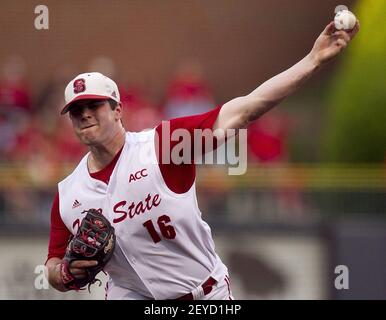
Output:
[114, 102, 123, 121]
[68, 112, 75, 123]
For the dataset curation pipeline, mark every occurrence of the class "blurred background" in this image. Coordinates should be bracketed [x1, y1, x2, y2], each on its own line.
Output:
[0, 0, 385, 299]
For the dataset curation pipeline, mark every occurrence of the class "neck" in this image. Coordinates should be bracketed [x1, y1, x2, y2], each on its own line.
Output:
[88, 127, 125, 173]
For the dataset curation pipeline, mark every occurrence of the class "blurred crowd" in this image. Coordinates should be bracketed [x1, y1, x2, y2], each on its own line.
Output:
[0, 54, 291, 166]
[0, 55, 301, 225]
[3, 53, 382, 227]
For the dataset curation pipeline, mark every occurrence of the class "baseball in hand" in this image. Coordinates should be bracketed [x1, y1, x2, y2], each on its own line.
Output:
[334, 9, 357, 31]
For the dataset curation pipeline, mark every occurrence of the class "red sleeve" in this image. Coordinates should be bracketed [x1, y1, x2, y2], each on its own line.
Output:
[155, 106, 222, 194]
[46, 192, 71, 263]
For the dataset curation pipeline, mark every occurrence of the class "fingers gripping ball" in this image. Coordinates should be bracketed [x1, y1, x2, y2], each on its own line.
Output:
[334, 9, 357, 31]
[60, 209, 116, 291]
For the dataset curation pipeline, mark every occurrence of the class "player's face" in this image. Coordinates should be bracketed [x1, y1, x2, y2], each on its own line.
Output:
[69, 99, 122, 146]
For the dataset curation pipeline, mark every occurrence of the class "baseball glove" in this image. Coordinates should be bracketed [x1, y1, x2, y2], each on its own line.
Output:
[60, 208, 116, 291]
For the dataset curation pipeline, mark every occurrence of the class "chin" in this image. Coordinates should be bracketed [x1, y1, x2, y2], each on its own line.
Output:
[78, 129, 100, 145]
[78, 133, 97, 146]
[83, 137, 100, 146]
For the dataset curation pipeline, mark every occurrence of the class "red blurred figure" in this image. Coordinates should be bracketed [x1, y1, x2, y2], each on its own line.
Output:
[0, 55, 31, 112]
[0, 55, 32, 159]
[9, 114, 48, 161]
[119, 84, 162, 132]
[163, 59, 215, 119]
[247, 110, 289, 163]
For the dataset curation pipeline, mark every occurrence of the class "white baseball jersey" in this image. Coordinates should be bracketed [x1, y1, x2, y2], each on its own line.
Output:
[58, 130, 228, 299]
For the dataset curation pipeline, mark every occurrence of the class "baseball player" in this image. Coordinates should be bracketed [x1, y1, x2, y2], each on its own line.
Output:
[45, 21, 359, 299]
